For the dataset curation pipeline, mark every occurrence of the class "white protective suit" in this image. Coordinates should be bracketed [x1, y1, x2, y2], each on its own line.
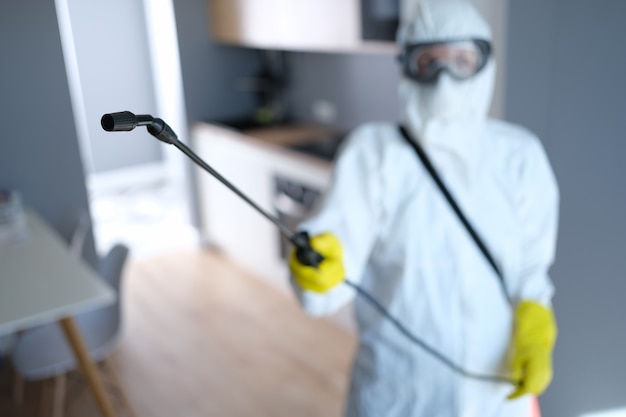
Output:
[292, 1, 559, 416]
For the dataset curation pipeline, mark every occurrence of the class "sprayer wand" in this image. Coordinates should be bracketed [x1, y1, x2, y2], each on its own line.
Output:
[101, 111, 520, 387]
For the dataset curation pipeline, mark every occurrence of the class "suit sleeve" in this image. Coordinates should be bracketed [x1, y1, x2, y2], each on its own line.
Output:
[290, 125, 386, 316]
[512, 138, 560, 306]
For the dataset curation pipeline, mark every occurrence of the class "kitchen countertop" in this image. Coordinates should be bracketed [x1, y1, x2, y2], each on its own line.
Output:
[198, 121, 347, 163]
[241, 124, 338, 147]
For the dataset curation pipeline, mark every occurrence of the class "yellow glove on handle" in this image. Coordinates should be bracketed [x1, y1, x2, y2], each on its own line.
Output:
[508, 300, 557, 400]
[289, 232, 345, 294]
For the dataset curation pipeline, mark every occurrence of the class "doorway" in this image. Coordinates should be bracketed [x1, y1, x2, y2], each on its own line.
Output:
[55, 0, 198, 258]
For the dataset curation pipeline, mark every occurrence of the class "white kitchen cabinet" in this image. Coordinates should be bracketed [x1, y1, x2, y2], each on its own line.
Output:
[193, 122, 363, 333]
[208, 0, 508, 58]
[192, 122, 333, 292]
[207, 0, 397, 53]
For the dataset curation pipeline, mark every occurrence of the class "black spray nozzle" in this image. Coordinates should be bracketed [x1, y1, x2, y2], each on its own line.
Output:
[100, 111, 153, 131]
[101, 111, 178, 144]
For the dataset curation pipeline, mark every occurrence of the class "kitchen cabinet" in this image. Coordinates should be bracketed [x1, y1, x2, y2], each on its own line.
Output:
[192, 122, 333, 291]
[192, 122, 356, 332]
[207, 0, 398, 53]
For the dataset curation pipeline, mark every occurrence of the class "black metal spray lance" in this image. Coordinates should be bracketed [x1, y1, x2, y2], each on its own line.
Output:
[101, 111, 520, 387]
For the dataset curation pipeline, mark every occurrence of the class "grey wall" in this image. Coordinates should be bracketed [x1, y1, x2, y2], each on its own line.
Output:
[506, 1, 626, 416]
[504, 0, 558, 143]
[66, 0, 162, 174]
[173, 0, 260, 125]
[0, 0, 96, 265]
[172, 0, 261, 226]
[286, 51, 401, 132]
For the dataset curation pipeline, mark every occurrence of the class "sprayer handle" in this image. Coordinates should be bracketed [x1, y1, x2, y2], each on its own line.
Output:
[292, 231, 325, 268]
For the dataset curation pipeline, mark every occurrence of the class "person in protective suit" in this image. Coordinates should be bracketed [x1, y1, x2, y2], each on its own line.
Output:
[289, 0, 559, 416]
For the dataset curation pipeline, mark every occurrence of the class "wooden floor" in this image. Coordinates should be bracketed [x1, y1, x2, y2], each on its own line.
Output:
[0, 248, 357, 417]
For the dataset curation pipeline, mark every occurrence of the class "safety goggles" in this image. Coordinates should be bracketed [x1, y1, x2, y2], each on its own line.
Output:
[399, 39, 492, 84]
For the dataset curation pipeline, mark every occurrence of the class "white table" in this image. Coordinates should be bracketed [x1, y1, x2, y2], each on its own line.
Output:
[0, 210, 118, 417]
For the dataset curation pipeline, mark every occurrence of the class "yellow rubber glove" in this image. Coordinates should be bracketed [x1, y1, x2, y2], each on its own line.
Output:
[508, 300, 557, 400]
[289, 232, 345, 294]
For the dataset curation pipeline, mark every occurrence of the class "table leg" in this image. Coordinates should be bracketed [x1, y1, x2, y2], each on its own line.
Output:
[59, 317, 117, 417]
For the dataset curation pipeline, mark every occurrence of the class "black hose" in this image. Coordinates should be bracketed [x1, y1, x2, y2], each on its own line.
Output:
[343, 279, 520, 386]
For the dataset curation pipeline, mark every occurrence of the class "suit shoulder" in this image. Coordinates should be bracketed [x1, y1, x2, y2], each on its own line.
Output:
[486, 119, 543, 149]
[349, 122, 400, 144]
[341, 122, 405, 157]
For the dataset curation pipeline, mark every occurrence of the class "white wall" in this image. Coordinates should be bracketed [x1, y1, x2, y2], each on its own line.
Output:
[61, 0, 163, 174]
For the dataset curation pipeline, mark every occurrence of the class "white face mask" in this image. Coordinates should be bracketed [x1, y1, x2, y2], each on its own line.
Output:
[397, 63, 495, 183]
[419, 73, 475, 122]
[399, 59, 495, 150]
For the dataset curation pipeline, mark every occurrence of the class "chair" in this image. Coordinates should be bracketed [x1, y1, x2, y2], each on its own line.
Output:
[10, 211, 135, 417]
[0, 334, 16, 367]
